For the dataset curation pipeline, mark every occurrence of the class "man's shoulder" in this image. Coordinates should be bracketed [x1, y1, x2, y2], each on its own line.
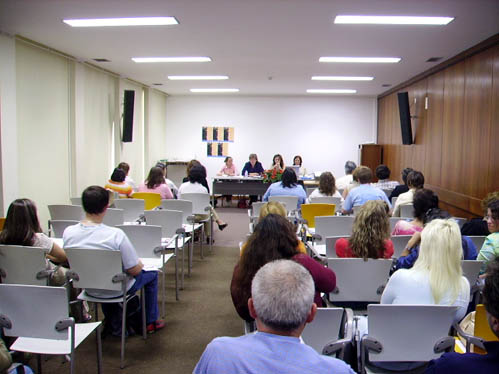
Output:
[427, 350, 493, 373]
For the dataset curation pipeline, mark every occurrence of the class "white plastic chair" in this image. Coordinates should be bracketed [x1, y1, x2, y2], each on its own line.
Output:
[301, 307, 354, 360]
[306, 187, 316, 197]
[70, 197, 82, 205]
[461, 260, 483, 290]
[0, 284, 102, 374]
[390, 235, 412, 258]
[113, 198, 144, 222]
[268, 195, 299, 212]
[48, 204, 84, 221]
[102, 208, 124, 227]
[161, 199, 193, 225]
[452, 217, 467, 229]
[315, 216, 355, 244]
[389, 217, 403, 232]
[65, 248, 146, 369]
[49, 220, 79, 238]
[360, 304, 457, 373]
[400, 204, 414, 218]
[381, 188, 393, 198]
[309, 196, 342, 206]
[468, 236, 486, 250]
[181, 193, 213, 255]
[0, 245, 52, 285]
[325, 236, 349, 258]
[327, 258, 392, 303]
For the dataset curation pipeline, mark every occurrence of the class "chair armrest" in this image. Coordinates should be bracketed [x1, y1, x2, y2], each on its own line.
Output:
[36, 269, 53, 280]
[434, 336, 455, 353]
[55, 317, 75, 331]
[187, 215, 196, 224]
[360, 335, 383, 374]
[0, 314, 12, 329]
[66, 270, 79, 282]
[0, 268, 6, 279]
[112, 273, 127, 283]
[322, 309, 354, 360]
[453, 322, 485, 352]
[176, 227, 186, 236]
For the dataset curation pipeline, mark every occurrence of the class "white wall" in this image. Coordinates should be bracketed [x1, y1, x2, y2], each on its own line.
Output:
[144, 88, 168, 173]
[165, 96, 377, 179]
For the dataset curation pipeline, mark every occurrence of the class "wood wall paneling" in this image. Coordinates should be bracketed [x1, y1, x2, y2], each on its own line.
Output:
[489, 44, 499, 193]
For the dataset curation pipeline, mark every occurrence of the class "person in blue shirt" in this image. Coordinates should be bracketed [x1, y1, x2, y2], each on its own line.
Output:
[341, 166, 392, 214]
[263, 167, 307, 209]
[425, 257, 499, 374]
[241, 153, 264, 176]
[194, 259, 355, 374]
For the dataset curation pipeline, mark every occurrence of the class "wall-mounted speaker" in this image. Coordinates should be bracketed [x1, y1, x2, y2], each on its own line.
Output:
[397, 92, 413, 145]
[122, 90, 135, 142]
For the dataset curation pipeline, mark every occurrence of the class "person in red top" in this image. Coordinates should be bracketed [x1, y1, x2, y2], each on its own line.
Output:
[335, 200, 394, 259]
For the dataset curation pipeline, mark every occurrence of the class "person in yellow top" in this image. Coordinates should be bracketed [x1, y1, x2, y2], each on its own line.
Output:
[105, 168, 133, 198]
[240, 201, 307, 256]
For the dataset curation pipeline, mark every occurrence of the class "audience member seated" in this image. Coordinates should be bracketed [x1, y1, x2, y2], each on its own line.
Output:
[138, 166, 174, 200]
[426, 258, 499, 373]
[231, 214, 336, 322]
[382, 219, 470, 323]
[372, 164, 399, 190]
[217, 156, 238, 176]
[341, 166, 391, 214]
[396, 209, 477, 270]
[1, 335, 34, 374]
[178, 165, 228, 234]
[155, 162, 179, 198]
[181, 160, 211, 193]
[389, 167, 413, 201]
[461, 191, 498, 237]
[263, 167, 307, 208]
[335, 200, 394, 259]
[117, 162, 137, 191]
[335, 161, 357, 191]
[391, 188, 437, 236]
[391, 170, 424, 217]
[105, 168, 133, 198]
[63, 186, 165, 335]
[341, 166, 361, 200]
[477, 200, 499, 273]
[199, 260, 353, 374]
[269, 154, 285, 173]
[292, 155, 307, 176]
[307, 171, 343, 203]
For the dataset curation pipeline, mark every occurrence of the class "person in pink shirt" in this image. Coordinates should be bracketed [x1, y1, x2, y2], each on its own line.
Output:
[217, 156, 238, 176]
[138, 166, 174, 199]
[391, 188, 438, 236]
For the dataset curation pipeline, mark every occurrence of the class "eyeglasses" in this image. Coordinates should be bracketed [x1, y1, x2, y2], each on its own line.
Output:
[484, 215, 497, 221]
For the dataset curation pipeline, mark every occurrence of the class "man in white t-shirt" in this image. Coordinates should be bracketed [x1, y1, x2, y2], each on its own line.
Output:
[335, 161, 357, 190]
[63, 185, 165, 335]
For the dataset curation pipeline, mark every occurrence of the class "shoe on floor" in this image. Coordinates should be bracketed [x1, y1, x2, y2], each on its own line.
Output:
[146, 319, 166, 334]
[218, 222, 228, 231]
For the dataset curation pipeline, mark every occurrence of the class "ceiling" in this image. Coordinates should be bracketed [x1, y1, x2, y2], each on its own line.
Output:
[1, 0, 498, 97]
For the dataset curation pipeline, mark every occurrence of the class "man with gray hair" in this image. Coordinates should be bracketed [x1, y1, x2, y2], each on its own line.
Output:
[336, 161, 357, 190]
[193, 260, 355, 374]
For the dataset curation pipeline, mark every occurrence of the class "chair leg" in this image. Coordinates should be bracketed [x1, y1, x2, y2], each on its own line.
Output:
[162, 260, 166, 318]
[120, 298, 127, 369]
[188, 229, 194, 275]
[210, 215, 213, 251]
[141, 288, 146, 340]
[37, 354, 42, 374]
[181, 244, 185, 289]
[200, 225, 204, 260]
[175, 246, 179, 300]
[96, 323, 103, 374]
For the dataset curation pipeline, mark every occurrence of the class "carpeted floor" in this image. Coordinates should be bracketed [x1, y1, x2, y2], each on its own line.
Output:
[39, 206, 248, 374]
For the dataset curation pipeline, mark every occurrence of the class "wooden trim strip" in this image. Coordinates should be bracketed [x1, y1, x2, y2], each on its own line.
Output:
[426, 184, 484, 217]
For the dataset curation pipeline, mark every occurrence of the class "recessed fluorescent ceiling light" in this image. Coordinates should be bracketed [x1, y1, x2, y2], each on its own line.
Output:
[168, 75, 228, 80]
[312, 76, 373, 81]
[334, 15, 454, 25]
[319, 57, 401, 63]
[190, 88, 239, 93]
[307, 89, 357, 94]
[132, 57, 211, 63]
[63, 17, 178, 27]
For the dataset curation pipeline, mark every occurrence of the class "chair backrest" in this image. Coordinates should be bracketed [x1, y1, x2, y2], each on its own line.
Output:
[144, 210, 183, 238]
[306, 187, 315, 197]
[391, 196, 397, 206]
[70, 197, 82, 205]
[381, 188, 393, 198]
[48, 204, 84, 221]
[400, 204, 414, 218]
[0, 245, 49, 285]
[365, 304, 457, 362]
[389, 217, 402, 232]
[315, 216, 355, 244]
[301, 203, 336, 228]
[131, 192, 161, 210]
[181, 193, 211, 215]
[114, 198, 145, 222]
[49, 219, 78, 238]
[452, 217, 466, 229]
[249, 202, 266, 219]
[102, 208, 124, 227]
[268, 195, 299, 211]
[461, 260, 483, 288]
[325, 236, 349, 258]
[309, 196, 342, 206]
[327, 258, 392, 302]
[468, 236, 486, 250]
[301, 307, 344, 354]
[390, 235, 412, 258]
[474, 304, 498, 350]
[352, 206, 361, 215]
[65, 248, 124, 291]
[160, 199, 193, 224]
[116, 225, 162, 258]
[0, 284, 69, 340]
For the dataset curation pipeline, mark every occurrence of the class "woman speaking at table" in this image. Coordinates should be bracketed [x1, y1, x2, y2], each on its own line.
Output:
[241, 153, 264, 177]
[217, 156, 238, 176]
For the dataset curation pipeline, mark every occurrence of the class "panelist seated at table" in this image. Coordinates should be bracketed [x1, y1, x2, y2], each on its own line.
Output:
[270, 154, 285, 173]
[241, 153, 264, 177]
[217, 156, 238, 176]
[263, 167, 307, 209]
[292, 155, 307, 176]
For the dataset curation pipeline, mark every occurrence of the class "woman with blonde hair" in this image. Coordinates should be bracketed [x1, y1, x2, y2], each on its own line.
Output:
[335, 200, 394, 259]
[382, 219, 470, 322]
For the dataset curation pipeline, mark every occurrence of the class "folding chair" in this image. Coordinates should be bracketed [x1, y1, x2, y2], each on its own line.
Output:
[301, 307, 354, 360]
[390, 235, 412, 258]
[315, 216, 355, 244]
[456, 304, 496, 353]
[268, 195, 299, 214]
[102, 208, 124, 227]
[0, 284, 102, 374]
[247, 201, 266, 233]
[65, 248, 147, 369]
[0, 245, 52, 285]
[461, 259, 484, 304]
[389, 217, 403, 232]
[468, 236, 486, 250]
[309, 196, 342, 206]
[69, 197, 82, 205]
[400, 204, 415, 218]
[181, 193, 213, 256]
[325, 236, 349, 258]
[131, 192, 161, 210]
[48, 205, 84, 233]
[360, 304, 457, 374]
[49, 220, 79, 238]
[301, 203, 336, 229]
[114, 198, 145, 222]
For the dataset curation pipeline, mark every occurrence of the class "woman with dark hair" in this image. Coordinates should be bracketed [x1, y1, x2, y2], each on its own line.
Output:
[392, 170, 425, 217]
[117, 161, 137, 191]
[155, 162, 179, 197]
[181, 159, 210, 193]
[105, 168, 133, 198]
[391, 188, 438, 236]
[308, 171, 343, 202]
[477, 200, 499, 273]
[138, 166, 174, 199]
[389, 167, 413, 201]
[230, 214, 336, 322]
[270, 154, 285, 173]
[335, 200, 394, 259]
[217, 156, 238, 176]
[262, 167, 307, 208]
[292, 155, 306, 176]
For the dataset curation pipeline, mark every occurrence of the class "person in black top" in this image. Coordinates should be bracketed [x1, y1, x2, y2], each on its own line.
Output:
[461, 191, 499, 236]
[388, 167, 413, 201]
[182, 159, 210, 193]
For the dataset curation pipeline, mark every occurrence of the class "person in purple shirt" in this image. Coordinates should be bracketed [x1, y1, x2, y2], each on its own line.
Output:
[426, 257, 499, 374]
[241, 153, 264, 176]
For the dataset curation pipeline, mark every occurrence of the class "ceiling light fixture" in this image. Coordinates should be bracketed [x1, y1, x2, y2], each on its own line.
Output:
[190, 88, 239, 93]
[334, 15, 454, 25]
[132, 57, 211, 63]
[168, 75, 228, 80]
[63, 17, 178, 27]
[319, 57, 401, 63]
[312, 76, 373, 81]
[307, 89, 357, 94]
